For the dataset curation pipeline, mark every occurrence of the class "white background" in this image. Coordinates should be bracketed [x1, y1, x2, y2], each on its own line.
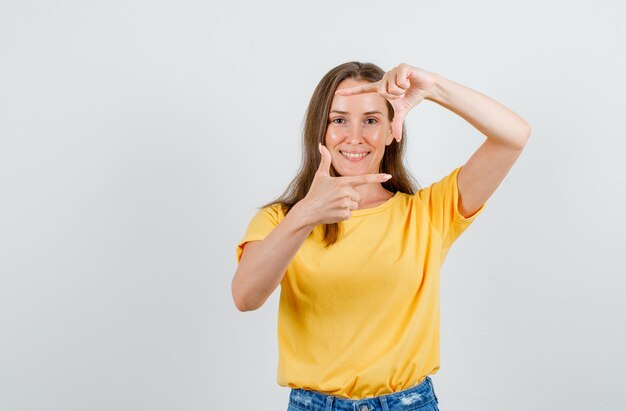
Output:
[1, 1, 625, 410]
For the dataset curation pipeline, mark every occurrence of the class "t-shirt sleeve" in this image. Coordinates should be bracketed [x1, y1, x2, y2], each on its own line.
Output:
[417, 166, 487, 249]
[235, 204, 283, 264]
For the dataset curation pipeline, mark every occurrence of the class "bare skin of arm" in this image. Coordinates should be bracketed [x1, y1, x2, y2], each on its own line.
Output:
[231, 204, 315, 312]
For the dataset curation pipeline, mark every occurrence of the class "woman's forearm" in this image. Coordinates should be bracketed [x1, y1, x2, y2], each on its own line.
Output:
[232, 203, 316, 312]
[426, 72, 531, 148]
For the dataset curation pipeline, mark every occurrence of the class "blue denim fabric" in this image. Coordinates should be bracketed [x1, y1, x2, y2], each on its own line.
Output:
[287, 376, 440, 411]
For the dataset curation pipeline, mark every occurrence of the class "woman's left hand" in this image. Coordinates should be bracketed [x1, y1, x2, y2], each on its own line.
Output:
[334, 63, 436, 143]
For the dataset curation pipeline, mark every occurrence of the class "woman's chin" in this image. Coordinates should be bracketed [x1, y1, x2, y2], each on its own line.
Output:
[335, 168, 372, 177]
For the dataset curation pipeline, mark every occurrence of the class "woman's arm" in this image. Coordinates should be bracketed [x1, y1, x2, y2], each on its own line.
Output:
[232, 144, 392, 311]
[232, 202, 315, 312]
[426, 72, 532, 217]
[427, 73, 531, 148]
[336, 63, 532, 218]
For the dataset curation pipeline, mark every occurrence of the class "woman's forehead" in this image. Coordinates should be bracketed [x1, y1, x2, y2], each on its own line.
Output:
[332, 78, 387, 113]
[330, 93, 388, 114]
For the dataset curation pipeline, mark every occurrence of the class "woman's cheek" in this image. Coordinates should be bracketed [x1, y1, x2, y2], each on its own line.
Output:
[326, 132, 342, 145]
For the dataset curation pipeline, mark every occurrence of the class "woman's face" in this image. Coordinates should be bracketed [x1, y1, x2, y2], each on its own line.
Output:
[325, 78, 394, 177]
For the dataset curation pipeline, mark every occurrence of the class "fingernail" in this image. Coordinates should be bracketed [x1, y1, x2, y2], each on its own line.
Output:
[384, 174, 392, 179]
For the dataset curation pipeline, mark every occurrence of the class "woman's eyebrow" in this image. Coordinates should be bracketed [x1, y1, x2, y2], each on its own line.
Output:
[329, 110, 383, 115]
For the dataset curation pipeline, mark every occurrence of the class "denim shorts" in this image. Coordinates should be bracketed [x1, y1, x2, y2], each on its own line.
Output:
[287, 376, 440, 411]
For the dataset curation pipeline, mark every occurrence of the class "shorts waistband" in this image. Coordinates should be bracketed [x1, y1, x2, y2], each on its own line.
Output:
[288, 376, 438, 411]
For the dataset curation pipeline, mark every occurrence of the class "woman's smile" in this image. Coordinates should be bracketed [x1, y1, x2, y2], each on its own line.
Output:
[339, 150, 371, 162]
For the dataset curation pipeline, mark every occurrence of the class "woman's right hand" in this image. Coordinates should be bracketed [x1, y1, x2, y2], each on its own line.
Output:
[296, 143, 392, 226]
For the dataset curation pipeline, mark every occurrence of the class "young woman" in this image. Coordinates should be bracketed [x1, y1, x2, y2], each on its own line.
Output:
[232, 62, 531, 411]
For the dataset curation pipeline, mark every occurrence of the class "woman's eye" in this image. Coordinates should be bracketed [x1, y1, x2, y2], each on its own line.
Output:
[330, 117, 376, 125]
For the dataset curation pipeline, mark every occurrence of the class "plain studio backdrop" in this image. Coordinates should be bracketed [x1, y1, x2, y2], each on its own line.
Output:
[1, 0, 625, 410]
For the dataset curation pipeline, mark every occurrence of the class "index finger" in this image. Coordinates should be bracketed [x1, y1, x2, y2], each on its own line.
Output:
[338, 173, 392, 186]
[334, 82, 378, 96]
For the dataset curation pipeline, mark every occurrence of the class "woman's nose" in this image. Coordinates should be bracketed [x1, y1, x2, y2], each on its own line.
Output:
[346, 123, 364, 144]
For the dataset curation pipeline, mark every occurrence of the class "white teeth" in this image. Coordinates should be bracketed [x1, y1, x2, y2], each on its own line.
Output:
[341, 151, 368, 159]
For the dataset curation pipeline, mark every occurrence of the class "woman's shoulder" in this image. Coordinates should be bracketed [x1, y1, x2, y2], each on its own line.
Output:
[256, 202, 287, 220]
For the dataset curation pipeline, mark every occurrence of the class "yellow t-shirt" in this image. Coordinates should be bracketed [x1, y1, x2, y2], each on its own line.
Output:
[235, 166, 486, 399]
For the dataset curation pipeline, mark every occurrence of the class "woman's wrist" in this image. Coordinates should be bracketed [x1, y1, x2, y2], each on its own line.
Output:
[289, 200, 318, 232]
[424, 71, 445, 102]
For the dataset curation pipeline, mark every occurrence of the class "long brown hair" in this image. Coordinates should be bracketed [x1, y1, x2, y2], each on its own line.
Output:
[259, 61, 420, 247]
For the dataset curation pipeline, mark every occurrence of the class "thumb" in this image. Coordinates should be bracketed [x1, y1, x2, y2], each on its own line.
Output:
[316, 143, 332, 177]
